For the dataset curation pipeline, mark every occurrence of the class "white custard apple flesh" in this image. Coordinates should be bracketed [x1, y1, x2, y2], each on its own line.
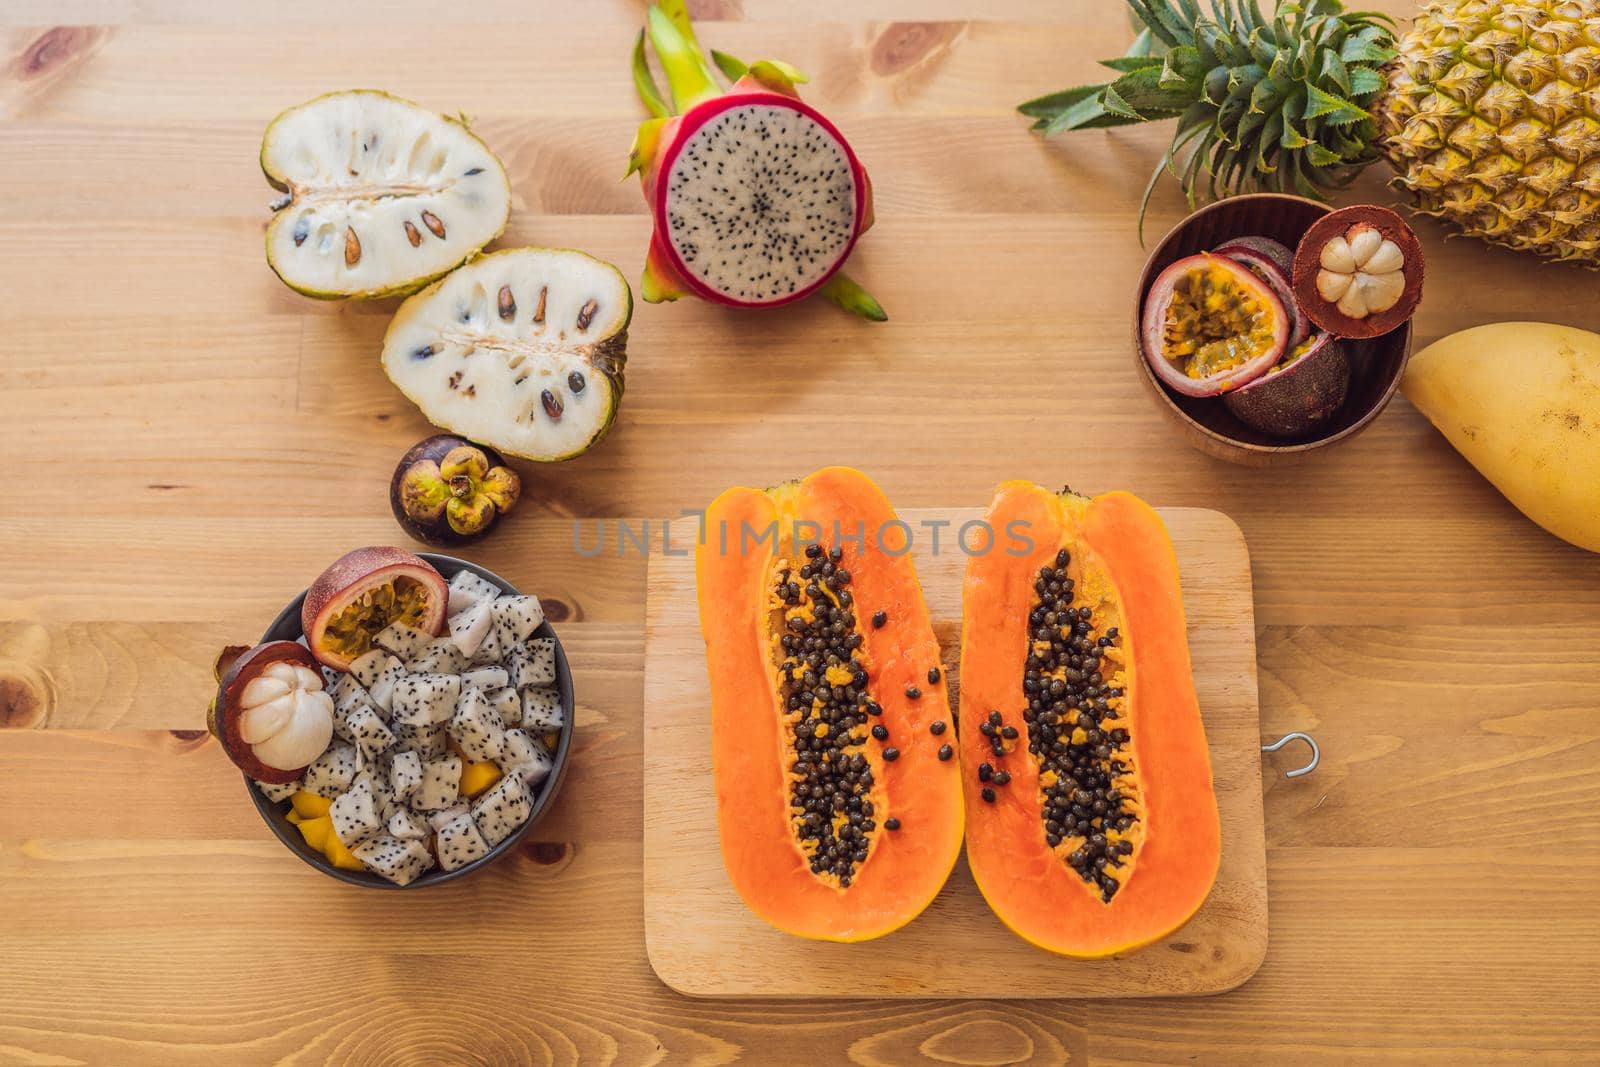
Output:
[262, 90, 512, 299]
[381, 248, 631, 462]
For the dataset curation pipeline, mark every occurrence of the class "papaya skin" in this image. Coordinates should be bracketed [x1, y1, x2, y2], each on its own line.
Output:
[697, 467, 963, 942]
[1402, 322, 1600, 554]
[960, 484, 1220, 958]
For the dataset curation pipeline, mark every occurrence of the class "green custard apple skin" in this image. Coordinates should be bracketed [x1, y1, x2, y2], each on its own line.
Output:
[380, 248, 631, 463]
[262, 90, 512, 300]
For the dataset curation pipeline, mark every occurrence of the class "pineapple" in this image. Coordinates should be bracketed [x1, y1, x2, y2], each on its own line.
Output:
[1023, 0, 1600, 264]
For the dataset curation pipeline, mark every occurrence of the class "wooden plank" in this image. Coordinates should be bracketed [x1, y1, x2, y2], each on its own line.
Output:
[642, 507, 1267, 998]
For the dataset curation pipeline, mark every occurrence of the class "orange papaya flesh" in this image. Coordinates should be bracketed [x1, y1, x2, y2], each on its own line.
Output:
[697, 466, 963, 942]
[959, 484, 1220, 958]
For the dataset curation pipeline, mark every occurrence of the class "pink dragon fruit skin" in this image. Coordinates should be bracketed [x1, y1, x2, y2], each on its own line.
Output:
[627, 5, 882, 319]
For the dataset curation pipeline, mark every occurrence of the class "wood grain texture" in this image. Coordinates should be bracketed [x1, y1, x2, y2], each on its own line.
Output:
[1, 0, 1598, 1062]
[643, 508, 1266, 998]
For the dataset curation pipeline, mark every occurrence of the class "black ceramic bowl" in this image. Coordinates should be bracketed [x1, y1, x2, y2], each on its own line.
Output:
[244, 553, 574, 888]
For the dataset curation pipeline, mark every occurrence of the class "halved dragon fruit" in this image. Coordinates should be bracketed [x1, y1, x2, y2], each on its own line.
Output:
[380, 248, 631, 463]
[628, 4, 883, 319]
[262, 90, 512, 300]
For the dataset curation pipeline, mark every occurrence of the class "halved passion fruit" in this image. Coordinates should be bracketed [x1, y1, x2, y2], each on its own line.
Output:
[301, 547, 448, 671]
[1216, 240, 1308, 349]
[1140, 253, 1289, 397]
[1223, 332, 1350, 439]
[208, 641, 335, 783]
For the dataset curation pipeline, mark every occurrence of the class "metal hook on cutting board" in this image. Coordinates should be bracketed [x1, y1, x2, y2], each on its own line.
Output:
[1261, 732, 1320, 779]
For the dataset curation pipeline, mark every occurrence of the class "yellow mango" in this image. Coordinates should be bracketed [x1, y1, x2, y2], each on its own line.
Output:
[286, 810, 303, 825]
[460, 760, 502, 798]
[296, 815, 333, 853]
[291, 790, 333, 820]
[323, 827, 366, 871]
[1402, 321, 1600, 553]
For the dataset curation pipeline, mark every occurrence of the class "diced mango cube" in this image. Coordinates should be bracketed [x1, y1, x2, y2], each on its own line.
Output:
[460, 760, 502, 799]
[296, 815, 333, 853]
[291, 790, 332, 819]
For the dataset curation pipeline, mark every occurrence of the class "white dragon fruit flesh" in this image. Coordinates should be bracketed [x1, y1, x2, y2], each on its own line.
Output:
[627, 6, 881, 319]
[521, 687, 564, 732]
[447, 569, 500, 616]
[435, 811, 492, 871]
[346, 704, 397, 760]
[375, 621, 432, 660]
[410, 754, 463, 810]
[300, 742, 359, 798]
[330, 777, 384, 846]
[485, 685, 522, 727]
[491, 594, 545, 646]
[460, 666, 509, 692]
[353, 834, 435, 886]
[448, 688, 505, 762]
[387, 748, 424, 802]
[447, 597, 494, 657]
[470, 772, 532, 847]
[388, 807, 431, 841]
[499, 729, 554, 787]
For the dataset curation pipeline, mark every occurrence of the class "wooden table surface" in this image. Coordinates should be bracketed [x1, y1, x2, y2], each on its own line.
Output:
[2, 1, 1597, 1063]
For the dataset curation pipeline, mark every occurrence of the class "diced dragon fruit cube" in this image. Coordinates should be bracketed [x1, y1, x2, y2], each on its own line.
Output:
[300, 742, 359, 798]
[353, 834, 434, 886]
[492, 594, 545, 647]
[346, 705, 396, 760]
[374, 621, 431, 660]
[349, 649, 388, 689]
[391, 673, 461, 726]
[485, 685, 521, 727]
[410, 755, 463, 811]
[428, 801, 469, 832]
[447, 569, 500, 617]
[330, 777, 383, 846]
[460, 666, 509, 692]
[387, 749, 424, 802]
[521, 687, 563, 732]
[367, 655, 408, 712]
[448, 597, 494, 657]
[470, 772, 532, 847]
[392, 721, 448, 760]
[388, 807, 430, 841]
[435, 811, 492, 871]
[499, 729, 554, 788]
[448, 688, 505, 763]
[254, 778, 298, 803]
[408, 636, 466, 674]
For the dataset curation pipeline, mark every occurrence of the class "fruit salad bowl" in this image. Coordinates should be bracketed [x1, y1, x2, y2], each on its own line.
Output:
[1133, 193, 1413, 467]
[246, 554, 574, 888]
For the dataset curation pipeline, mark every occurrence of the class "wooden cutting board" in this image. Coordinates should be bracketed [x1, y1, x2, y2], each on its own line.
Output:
[642, 507, 1267, 999]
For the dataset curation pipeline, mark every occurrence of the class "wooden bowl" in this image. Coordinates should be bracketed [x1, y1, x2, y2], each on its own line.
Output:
[1133, 193, 1413, 467]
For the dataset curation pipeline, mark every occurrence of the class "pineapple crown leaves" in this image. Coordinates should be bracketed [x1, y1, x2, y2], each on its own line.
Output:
[1019, 0, 1398, 228]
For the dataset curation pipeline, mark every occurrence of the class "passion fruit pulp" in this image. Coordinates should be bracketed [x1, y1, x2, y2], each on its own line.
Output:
[301, 547, 449, 671]
[1141, 253, 1289, 397]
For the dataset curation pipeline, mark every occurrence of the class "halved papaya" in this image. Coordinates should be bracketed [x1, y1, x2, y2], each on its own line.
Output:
[959, 484, 1219, 957]
[697, 466, 964, 941]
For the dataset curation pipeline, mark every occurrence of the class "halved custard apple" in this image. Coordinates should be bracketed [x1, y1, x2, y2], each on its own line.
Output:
[262, 90, 512, 299]
[381, 247, 631, 462]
